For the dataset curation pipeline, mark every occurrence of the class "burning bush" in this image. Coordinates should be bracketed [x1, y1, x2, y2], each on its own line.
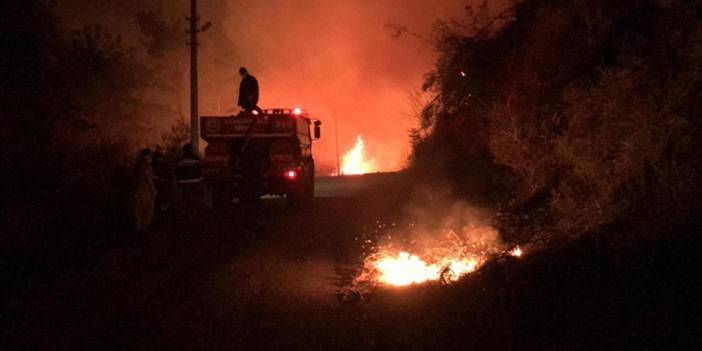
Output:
[341, 135, 376, 175]
[352, 198, 523, 288]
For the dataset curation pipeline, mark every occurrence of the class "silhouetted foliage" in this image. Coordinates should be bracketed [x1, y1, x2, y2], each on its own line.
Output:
[158, 117, 190, 160]
[412, 0, 702, 242]
[1, 1, 184, 248]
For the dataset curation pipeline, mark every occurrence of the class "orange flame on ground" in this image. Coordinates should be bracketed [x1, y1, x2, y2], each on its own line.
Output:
[354, 226, 525, 288]
[341, 135, 374, 175]
[374, 251, 480, 286]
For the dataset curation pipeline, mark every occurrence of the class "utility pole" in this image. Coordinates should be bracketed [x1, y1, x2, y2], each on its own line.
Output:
[188, 0, 199, 154]
[186, 0, 211, 154]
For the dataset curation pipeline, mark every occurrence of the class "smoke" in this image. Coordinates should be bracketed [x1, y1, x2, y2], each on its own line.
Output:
[56, 0, 487, 171]
[350, 185, 509, 288]
[393, 186, 503, 253]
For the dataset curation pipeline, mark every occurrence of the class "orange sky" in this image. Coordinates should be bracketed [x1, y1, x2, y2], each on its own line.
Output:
[58, 0, 500, 173]
[208, 0, 489, 173]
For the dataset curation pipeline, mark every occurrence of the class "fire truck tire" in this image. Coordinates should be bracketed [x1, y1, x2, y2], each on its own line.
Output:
[238, 180, 260, 205]
[238, 144, 265, 205]
[212, 184, 234, 208]
[305, 162, 315, 201]
[286, 188, 303, 206]
[287, 163, 314, 206]
[306, 176, 315, 200]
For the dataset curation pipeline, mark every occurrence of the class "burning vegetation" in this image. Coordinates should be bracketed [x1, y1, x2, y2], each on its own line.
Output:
[341, 135, 375, 175]
[374, 251, 479, 286]
[350, 201, 524, 289]
[4, 1, 702, 349]
[355, 230, 524, 288]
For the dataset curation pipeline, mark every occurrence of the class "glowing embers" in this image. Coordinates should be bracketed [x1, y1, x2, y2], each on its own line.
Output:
[353, 220, 526, 288]
[508, 246, 522, 257]
[341, 135, 374, 175]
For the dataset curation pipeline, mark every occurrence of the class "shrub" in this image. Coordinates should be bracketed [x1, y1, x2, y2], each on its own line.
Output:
[413, 0, 702, 242]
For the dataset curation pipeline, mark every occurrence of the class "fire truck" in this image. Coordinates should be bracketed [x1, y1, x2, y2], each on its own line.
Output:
[200, 108, 321, 205]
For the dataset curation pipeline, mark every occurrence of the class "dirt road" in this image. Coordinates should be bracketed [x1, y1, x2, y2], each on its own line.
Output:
[8, 173, 410, 350]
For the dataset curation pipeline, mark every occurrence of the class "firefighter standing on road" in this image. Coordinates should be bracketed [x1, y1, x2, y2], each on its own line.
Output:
[176, 143, 203, 217]
[237, 67, 261, 114]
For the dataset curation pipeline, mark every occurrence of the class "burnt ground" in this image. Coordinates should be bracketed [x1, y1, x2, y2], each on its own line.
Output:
[4, 172, 702, 350]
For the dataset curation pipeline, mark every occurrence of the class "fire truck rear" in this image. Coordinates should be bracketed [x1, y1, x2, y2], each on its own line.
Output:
[200, 108, 321, 205]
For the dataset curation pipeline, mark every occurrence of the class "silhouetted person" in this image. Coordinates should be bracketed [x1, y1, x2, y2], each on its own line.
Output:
[237, 67, 261, 114]
[133, 148, 156, 232]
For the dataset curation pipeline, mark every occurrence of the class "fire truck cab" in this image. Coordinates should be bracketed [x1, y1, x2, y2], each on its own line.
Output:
[200, 108, 321, 205]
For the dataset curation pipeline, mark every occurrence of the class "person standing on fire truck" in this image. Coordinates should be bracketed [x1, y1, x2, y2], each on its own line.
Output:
[237, 67, 261, 114]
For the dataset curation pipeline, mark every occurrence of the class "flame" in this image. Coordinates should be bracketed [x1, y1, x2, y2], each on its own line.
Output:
[373, 251, 480, 286]
[341, 135, 373, 175]
[376, 252, 438, 286]
[353, 228, 526, 288]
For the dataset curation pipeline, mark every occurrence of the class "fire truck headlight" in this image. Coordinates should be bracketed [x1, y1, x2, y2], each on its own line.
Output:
[285, 170, 297, 179]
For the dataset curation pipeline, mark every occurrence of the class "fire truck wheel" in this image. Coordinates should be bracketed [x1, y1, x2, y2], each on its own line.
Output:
[212, 184, 234, 208]
[239, 145, 264, 206]
[304, 165, 315, 201]
[238, 186, 260, 205]
[287, 166, 314, 206]
[286, 188, 302, 206]
[305, 175, 315, 201]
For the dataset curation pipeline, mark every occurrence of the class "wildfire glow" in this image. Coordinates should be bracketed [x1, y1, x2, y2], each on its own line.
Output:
[352, 226, 526, 288]
[509, 246, 523, 257]
[374, 251, 479, 286]
[341, 135, 373, 175]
